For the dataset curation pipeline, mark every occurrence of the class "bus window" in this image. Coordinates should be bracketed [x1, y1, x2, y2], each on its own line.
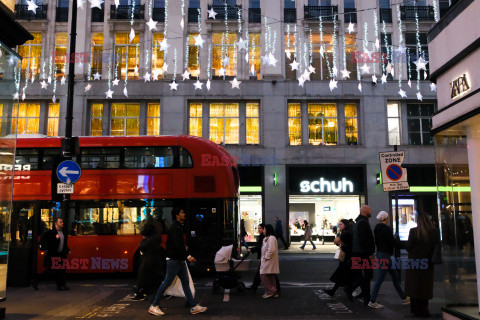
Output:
[124, 147, 174, 169]
[179, 147, 193, 168]
[80, 148, 121, 169]
[15, 149, 39, 170]
[41, 148, 59, 170]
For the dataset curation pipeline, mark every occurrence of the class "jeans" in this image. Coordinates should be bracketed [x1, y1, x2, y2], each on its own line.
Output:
[347, 254, 373, 303]
[370, 251, 406, 302]
[241, 237, 249, 250]
[300, 240, 316, 249]
[151, 259, 197, 308]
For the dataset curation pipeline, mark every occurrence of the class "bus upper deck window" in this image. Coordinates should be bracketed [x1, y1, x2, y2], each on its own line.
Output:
[16, 149, 39, 170]
[81, 148, 120, 169]
[179, 147, 193, 168]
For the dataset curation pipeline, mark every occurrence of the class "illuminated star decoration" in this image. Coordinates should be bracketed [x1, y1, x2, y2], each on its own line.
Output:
[21, 92, 26, 101]
[84, 83, 92, 92]
[302, 70, 311, 81]
[169, 81, 178, 91]
[347, 22, 355, 34]
[398, 89, 407, 98]
[31, 75, 35, 83]
[372, 74, 378, 83]
[360, 63, 370, 74]
[319, 46, 324, 58]
[162, 63, 168, 73]
[396, 44, 406, 55]
[114, 0, 119, 8]
[77, 0, 86, 9]
[358, 83, 363, 92]
[250, 64, 255, 76]
[112, 78, 120, 86]
[329, 79, 338, 92]
[298, 76, 306, 87]
[129, 28, 135, 43]
[143, 72, 151, 82]
[133, 66, 139, 74]
[414, 57, 428, 71]
[341, 69, 351, 79]
[8, 57, 15, 66]
[182, 70, 191, 81]
[207, 7, 217, 19]
[123, 86, 128, 97]
[26, 0, 38, 12]
[105, 89, 114, 99]
[222, 56, 230, 67]
[194, 34, 206, 48]
[245, 52, 249, 63]
[206, 79, 211, 91]
[47, 76, 52, 84]
[430, 83, 437, 92]
[93, 72, 101, 80]
[146, 18, 158, 31]
[230, 77, 241, 89]
[152, 69, 161, 80]
[290, 60, 300, 71]
[408, 79, 412, 88]
[268, 53, 278, 67]
[416, 92, 423, 101]
[180, 19, 184, 30]
[218, 68, 226, 77]
[159, 39, 170, 52]
[52, 95, 56, 103]
[332, 66, 338, 77]
[89, 0, 104, 10]
[194, 80, 203, 90]
[13, 92, 19, 100]
[60, 76, 66, 85]
[236, 37, 248, 51]
[285, 49, 292, 60]
[375, 38, 380, 50]
[261, 53, 270, 66]
[381, 74, 387, 84]
[308, 65, 316, 74]
[40, 80, 48, 89]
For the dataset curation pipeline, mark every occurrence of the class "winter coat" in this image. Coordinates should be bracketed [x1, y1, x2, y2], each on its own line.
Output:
[274, 220, 283, 236]
[166, 220, 189, 261]
[260, 235, 279, 275]
[405, 227, 440, 300]
[304, 225, 313, 241]
[137, 233, 165, 288]
[374, 223, 400, 255]
[352, 214, 375, 257]
[40, 228, 70, 268]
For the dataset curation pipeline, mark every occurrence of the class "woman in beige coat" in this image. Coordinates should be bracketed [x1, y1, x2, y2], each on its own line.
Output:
[260, 224, 280, 299]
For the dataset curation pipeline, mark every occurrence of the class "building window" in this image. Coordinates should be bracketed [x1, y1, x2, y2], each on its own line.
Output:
[387, 102, 401, 145]
[114, 32, 140, 80]
[405, 33, 429, 81]
[189, 103, 202, 137]
[17, 32, 42, 81]
[189, 0, 200, 7]
[147, 103, 160, 135]
[110, 103, 140, 136]
[345, 104, 357, 145]
[285, 34, 297, 80]
[188, 33, 200, 79]
[55, 33, 68, 79]
[12, 102, 40, 134]
[311, 33, 334, 80]
[47, 103, 60, 136]
[152, 33, 165, 79]
[90, 103, 103, 136]
[381, 33, 393, 80]
[345, 34, 358, 80]
[308, 103, 337, 145]
[407, 104, 434, 145]
[285, 0, 295, 8]
[249, 34, 261, 80]
[288, 103, 301, 145]
[212, 33, 237, 79]
[90, 33, 103, 79]
[209, 103, 239, 144]
[246, 102, 259, 144]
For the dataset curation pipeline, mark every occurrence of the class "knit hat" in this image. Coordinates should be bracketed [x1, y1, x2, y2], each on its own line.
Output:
[377, 211, 389, 221]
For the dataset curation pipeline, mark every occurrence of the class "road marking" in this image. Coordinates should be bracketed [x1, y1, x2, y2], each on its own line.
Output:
[313, 290, 353, 314]
[223, 289, 230, 302]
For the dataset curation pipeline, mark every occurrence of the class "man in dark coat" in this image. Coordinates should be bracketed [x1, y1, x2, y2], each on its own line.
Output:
[274, 217, 289, 249]
[39, 217, 70, 291]
[345, 205, 375, 305]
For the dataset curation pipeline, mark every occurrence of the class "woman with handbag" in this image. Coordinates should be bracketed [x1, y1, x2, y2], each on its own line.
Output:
[368, 211, 409, 309]
[405, 213, 441, 318]
[300, 220, 316, 250]
[324, 219, 354, 297]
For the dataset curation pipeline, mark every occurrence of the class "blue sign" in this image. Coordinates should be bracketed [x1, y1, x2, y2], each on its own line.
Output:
[56, 160, 82, 184]
[386, 164, 403, 182]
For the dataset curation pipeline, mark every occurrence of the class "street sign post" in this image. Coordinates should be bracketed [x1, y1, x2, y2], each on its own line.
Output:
[56, 160, 81, 184]
[379, 151, 409, 191]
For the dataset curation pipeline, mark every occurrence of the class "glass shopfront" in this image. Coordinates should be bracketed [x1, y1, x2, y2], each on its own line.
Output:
[238, 166, 263, 240]
[288, 166, 366, 243]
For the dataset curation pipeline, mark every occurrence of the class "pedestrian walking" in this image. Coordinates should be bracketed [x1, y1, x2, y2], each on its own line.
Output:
[344, 205, 375, 305]
[324, 219, 355, 297]
[300, 220, 316, 250]
[405, 213, 441, 318]
[260, 224, 280, 299]
[240, 219, 249, 250]
[247, 223, 281, 294]
[37, 217, 70, 291]
[274, 217, 289, 249]
[368, 211, 409, 309]
[148, 208, 207, 316]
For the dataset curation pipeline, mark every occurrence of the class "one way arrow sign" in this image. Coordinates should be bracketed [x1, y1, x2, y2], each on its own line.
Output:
[56, 160, 82, 184]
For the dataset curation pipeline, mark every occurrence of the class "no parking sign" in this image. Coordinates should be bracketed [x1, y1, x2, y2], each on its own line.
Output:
[379, 151, 409, 191]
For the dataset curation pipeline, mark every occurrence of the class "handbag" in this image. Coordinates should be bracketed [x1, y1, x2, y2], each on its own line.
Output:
[334, 248, 345, 262]
[430, 243, 442, 264]
[165, 262, 196, 298]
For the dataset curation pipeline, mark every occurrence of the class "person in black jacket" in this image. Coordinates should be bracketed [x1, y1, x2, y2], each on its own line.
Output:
[344, 205, 375, 305]
[247, 224, 281, 294]
[240, 219, 249, 250]
[148, 208, 207, 316]
[368, 211, 408, 309]
[38, 217, 70, 291]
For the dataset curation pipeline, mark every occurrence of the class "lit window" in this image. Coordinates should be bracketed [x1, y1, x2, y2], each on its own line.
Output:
[147, 103, 160, 135]
[345, 104, 357, 145]
[17, 32, 42, 81]
[47, 103, 60, 136]
[114, 33, 140, 80]
[310, 33, 334, 80]
[249, 34, 261, 80]
[110, 103, 140, 136]
[189, 103, 202, 137]
[188, 34, 200, 79]
[246, 102, 259, 144]
[55, 33, 68, 79]
[407, 104, 434, 146]
[11, 102, 40, 134]
[406, 33, 429, 81]
[345, 34, 358, 80]
[212, 33, 237, 78]
[90, 103, 103, 136]
[152, 33, 165, 79]
[285, 34, 297, 80]
[387, 102, 401, 145]
[308, 103, 337, 145]
[209, 103, 239, 144]
[90, 33, 103, 79]
[288, 103, 301, 145]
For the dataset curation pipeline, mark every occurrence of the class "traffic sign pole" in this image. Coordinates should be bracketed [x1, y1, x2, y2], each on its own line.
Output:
[393, 145, 401, 282]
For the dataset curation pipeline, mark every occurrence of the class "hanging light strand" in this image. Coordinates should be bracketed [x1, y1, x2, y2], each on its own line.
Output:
[332, 13, 338, 76]
[397, 4, 403, 87]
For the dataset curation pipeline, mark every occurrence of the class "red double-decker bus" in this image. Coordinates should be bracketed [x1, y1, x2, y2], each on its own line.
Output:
[6, 135, 239, 280]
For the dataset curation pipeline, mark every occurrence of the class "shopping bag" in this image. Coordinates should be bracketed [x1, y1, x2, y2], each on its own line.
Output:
[334, 248, 345, 262]
[165, 263, 195, 298]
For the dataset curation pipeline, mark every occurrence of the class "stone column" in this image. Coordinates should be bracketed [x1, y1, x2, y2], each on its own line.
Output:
[165, 0, 184, 80]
